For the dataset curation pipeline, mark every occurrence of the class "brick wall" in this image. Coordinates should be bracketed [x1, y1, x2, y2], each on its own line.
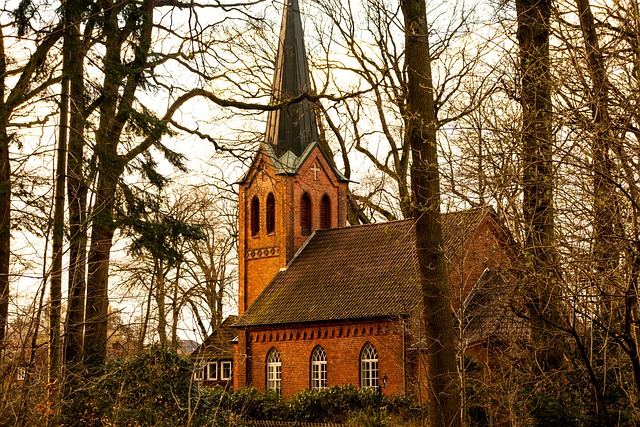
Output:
[448, 216, 518, 309]
[243, 319, 407, 397]
[238, 147, 347, 315]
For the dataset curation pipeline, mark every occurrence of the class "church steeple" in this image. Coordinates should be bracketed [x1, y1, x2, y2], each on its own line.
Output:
[235, 0, 348, 318]
[265, 0, 319, 158]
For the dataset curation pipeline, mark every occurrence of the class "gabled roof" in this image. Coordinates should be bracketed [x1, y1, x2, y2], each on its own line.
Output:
[236, 207, 493, 327]
[236, 142, 348, 184]
[462, 269, 530, 345]
[191, 315, 238, 360]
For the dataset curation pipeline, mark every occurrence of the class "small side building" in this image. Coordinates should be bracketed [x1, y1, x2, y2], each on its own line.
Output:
[191, 315, 238, 388]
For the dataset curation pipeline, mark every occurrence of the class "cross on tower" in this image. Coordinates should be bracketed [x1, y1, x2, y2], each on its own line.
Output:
[310, 162, 320, 181]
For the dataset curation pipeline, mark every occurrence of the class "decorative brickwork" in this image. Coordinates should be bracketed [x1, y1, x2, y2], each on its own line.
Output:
[243, 320, 407, 397]
[246, 246, 280, 260]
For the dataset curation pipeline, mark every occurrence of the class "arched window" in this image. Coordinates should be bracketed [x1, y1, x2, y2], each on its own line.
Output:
[310, 346, 327, 390]
[320, 195, 331, 229]
[251, 196, 260, 237]
[266, 193, 276, 234]
[360, 343, 378, 389]
[266, 348, 281, 394]
[300, 192, 311, 234]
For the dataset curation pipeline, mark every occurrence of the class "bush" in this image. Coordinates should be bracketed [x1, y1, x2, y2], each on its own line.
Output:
[286, 385, 422, 424]
[287, 385, 366, 422]
[59, 350, 425, 427]
[231, 387, 289, 421]
[60, 346, 213, 427]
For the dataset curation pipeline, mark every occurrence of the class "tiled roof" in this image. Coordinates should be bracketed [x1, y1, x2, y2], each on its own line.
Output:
[462, 269, 530, 344]
[236, 208, 492, 326]
[191, 315, 238, 360]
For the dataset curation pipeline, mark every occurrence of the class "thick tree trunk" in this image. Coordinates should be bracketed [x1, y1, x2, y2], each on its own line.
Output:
[517, 0, 560, 367]
[84, 171, 118, 370]
[82, 0, 124, 370]
[84, 0, 154, 370]
[401, 0, 461, 426]
[0, 26, 9, 345]
[63, 0, 88, 379]
[574, 1, 615, 423]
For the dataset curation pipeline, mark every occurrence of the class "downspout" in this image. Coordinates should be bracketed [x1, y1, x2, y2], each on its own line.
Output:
[402, 316, 407, 395]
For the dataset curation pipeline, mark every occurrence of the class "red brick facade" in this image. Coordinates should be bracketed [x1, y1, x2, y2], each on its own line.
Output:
[237, 146, 348, 315]
[242, 320, 407, 396]
[233, 146, 517, 398]
[235, 146, 349, 392]
[447, 217, 519, 310]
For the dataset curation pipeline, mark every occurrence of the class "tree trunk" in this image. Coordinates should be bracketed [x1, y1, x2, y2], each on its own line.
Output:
[49, 33, 69, 383]
[84, 0, 155, 371]
[140, 272, 155, 352]
[0, 25, 9, 346]
[574, 1, 615, 422]
[63, 0, 89, 376]
[155, 260, 167, 347]
[84, 173, 118, 370]
[401, 0, 461, 426]
[517, 0, 560, 367]
[575, 0, 618, 273]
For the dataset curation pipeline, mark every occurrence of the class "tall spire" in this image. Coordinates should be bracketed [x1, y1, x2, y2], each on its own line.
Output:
[265, 0, 319, 158]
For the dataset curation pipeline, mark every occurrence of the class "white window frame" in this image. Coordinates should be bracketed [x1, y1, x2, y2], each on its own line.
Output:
[194, 363, 206, 381]
[266, 348, 282, 394]
[311, 346, 327, 390]
[221, 361, 233, 380]
[360, 343, 378, 389]
[206, 361, 218, 381]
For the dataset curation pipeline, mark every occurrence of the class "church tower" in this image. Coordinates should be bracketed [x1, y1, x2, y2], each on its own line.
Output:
[235, 0, 348, 389]
[236, 0, 348, 317]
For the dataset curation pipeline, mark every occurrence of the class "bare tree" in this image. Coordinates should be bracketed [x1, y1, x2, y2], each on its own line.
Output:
[0, 3, 63, 346]
[516, 0, 562, 367]
[401, 0, 461, 425]
[309, 0, 497, 223]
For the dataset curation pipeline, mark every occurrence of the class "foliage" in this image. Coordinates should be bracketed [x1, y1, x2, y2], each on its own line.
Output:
[9, 344, 423, 426]
[287, 384, 378, 422]
[59, 346, 209, 427]
[213, 384, 422, 425]
[230, 387, 290, 421]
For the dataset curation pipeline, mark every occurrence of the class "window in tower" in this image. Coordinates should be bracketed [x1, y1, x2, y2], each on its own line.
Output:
[266, 193, 276, 234]
[301, 192, 311, 234]
[320, 195, 331, 229]
[251, 196, 260, 237]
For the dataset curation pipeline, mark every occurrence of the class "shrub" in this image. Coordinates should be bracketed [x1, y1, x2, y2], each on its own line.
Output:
[60, 346, 212, 427]
[231, 387, 289, 421]
[59, 350, 425, 427]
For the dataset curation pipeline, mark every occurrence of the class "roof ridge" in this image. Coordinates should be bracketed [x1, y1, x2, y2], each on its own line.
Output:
[312, 206, 492, 234]
[312, 218, 414, 233]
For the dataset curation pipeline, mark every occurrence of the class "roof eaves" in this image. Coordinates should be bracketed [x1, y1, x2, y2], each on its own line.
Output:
[233, 314, 407, 329]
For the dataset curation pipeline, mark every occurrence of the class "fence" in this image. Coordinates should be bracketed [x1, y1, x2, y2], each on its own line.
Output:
[248, 422, 345, 427]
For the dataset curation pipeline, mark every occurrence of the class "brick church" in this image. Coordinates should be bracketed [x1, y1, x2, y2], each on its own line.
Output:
[191, 0, 526, 397]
